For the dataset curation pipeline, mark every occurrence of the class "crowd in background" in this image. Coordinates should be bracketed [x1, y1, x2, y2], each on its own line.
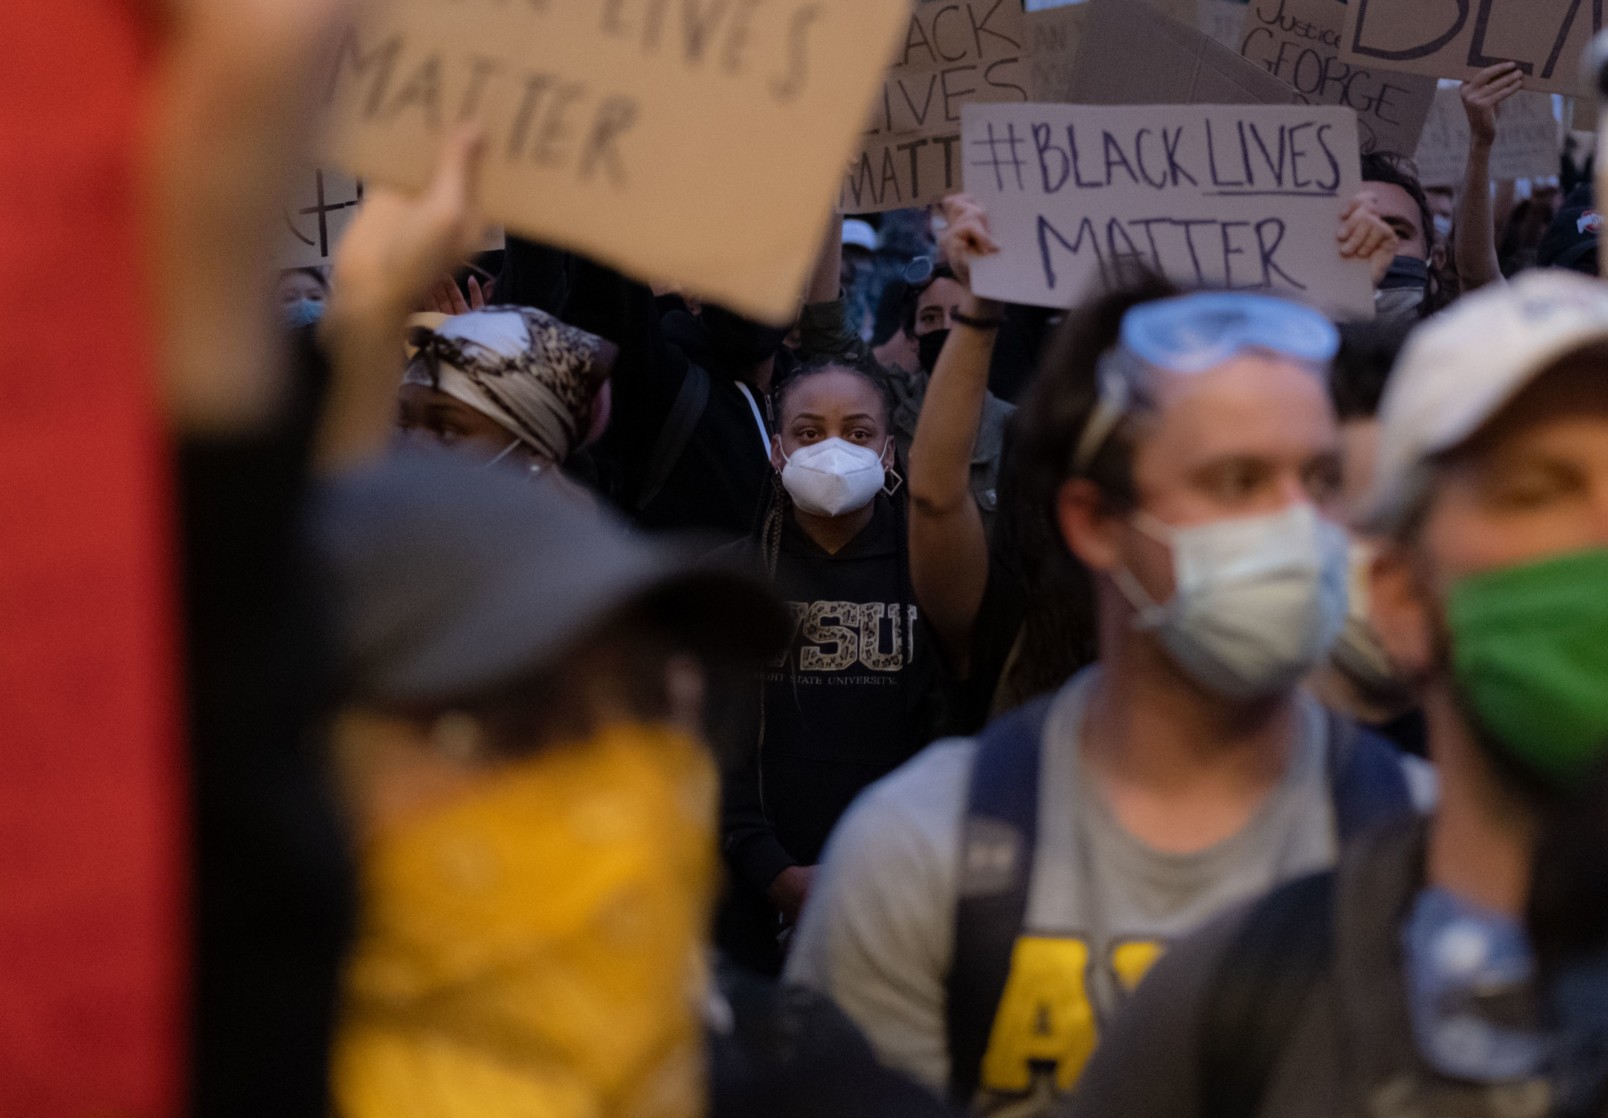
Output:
[11, 3, 1608, 1118]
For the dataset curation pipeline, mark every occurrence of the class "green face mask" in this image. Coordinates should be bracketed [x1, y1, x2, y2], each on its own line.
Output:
[1448, 548, 1608, 788]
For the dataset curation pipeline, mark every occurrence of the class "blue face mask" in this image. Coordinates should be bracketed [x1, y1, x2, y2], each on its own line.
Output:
[283, 298, 326, 330]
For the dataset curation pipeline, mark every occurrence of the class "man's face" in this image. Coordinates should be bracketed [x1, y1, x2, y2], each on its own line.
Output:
[1365, 181, 1429, 260]
[1372, 359, 1608, 679]
[1081, 354, 1342, 603]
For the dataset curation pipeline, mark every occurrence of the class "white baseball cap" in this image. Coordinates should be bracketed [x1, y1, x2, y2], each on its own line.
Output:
[842, 219, 879, 253]
[1364, 270, 1608, 532]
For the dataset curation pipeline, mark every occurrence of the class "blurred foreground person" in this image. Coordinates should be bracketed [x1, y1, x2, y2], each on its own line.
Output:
[789, 290, 1427, 1117]
[314, 455, 785, 1118]
[1070, 271, 1608, 1118]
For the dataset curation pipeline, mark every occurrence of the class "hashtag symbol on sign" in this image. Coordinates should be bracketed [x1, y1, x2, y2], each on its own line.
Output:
[969, 121, 1026, 193]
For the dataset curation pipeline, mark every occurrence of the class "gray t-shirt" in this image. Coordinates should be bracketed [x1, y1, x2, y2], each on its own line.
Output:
[785, 669, 1432, 1115]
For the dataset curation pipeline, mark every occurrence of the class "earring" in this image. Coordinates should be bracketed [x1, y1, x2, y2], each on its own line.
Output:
[883, 465, 905, 497]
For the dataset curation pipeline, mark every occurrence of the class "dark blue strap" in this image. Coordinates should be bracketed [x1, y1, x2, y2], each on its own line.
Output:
[1325, 710, 1415, 844]
[945, 695, 1055, 1107]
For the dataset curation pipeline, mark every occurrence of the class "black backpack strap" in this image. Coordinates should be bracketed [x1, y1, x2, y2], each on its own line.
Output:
[1200, 870, 1337, 1118]
[1324, 709, 1415, 844]
[636, 363, 711, 513]
[945, 696, 1055, 1107]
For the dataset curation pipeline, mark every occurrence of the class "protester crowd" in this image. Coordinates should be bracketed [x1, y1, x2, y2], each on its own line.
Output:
[13, 2, 1608, 1116]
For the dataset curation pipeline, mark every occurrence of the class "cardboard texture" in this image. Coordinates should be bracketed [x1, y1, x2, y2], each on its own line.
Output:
[279, 167, 363, 269]
[843, 0, 1031, 213]
[1340, 0, 1599, 97]
[1068, 0, 1303, 107]
[963, 101, 1375, 318]
[1239, 0, 1436, 155]
[1413, 87, 1562, 186]
[1200, 0, 1251, 50]
[324, 0, 908, 323]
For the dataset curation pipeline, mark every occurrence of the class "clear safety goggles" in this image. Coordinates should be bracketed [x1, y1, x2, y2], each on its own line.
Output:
[1071, 292, 1339, 473]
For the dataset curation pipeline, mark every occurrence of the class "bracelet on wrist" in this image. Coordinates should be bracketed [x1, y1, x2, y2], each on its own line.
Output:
[952, 309, 1006, 330]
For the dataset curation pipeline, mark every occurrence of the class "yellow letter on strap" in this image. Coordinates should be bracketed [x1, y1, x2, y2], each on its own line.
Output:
[978, 937, 1097, 1094]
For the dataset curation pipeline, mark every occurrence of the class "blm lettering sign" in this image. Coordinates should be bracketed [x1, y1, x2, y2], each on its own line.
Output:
[279, 167, 363, 269]
[1413, 86, 1562, 187]
[963, 102, 1374, 318]
[324, 0, 907, 323]
[842, 0, 1030, 214]
[1240, 0, 1436, 155]
[1341, 0, 1600, 97]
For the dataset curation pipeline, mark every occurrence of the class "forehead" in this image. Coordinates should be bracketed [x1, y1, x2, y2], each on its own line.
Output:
[278, 271, 325, 296]
[1143, 353, 1336, 456]
[782, 369, 885, 420]
[1441, 357, 1608, 463]
[917, 277, 965, 315]
[1367, 182, 1421, 231]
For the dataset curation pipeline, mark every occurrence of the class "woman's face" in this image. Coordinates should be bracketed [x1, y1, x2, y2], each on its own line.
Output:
[397, 383, 527, 462]
[770, 369, 892, 468]
[276, 270, 327, 308]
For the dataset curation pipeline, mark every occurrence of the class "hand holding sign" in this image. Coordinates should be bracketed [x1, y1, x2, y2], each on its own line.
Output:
[940, 194, 1002, 290]
[1338, 191, 1400, 286]
[1461, 62, 1527, 148]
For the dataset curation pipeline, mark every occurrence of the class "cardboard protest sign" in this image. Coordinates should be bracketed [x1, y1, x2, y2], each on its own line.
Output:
[324, 0, 907, 323]
[1341, 0, 1599, 97]
[842, 0, 1030, 213]
[963, 102, 1374, 318]
[1412, 87, 1562, 186]
[1239, 0, 1436, 155]
[279, 167, 363, 269]
[1026, 0, 1206, 103]
[1068, 0, 1303, 107]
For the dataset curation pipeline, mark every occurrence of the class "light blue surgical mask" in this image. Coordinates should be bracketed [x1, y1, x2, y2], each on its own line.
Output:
[282, 297, 326, 330]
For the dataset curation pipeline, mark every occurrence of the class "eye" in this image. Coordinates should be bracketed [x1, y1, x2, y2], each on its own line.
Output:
[1202, 460, 1268, 503]
[1486, 463, 1582, 510]
[794, 426, 821, 442]
[1302, 459, 1343, 503]
[848, 427, 875, 442]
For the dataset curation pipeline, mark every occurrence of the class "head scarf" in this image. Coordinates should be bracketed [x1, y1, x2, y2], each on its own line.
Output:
[404, 307, 607, 463]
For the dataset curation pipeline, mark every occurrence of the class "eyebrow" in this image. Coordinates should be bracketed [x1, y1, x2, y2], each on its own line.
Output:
[843, 413, 877, 423]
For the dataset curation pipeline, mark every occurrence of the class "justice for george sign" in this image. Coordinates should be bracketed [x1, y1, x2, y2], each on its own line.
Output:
[841, 0, 1030, 214]
[1341, 0, 1601, 97]
[963, 102, 1374, 319]
[323, 0, 908, 323]
[1239, 0, 1437, 156]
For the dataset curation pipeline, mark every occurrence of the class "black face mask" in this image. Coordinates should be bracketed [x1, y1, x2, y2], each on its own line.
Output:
[917, 328, 951, 374]
[700, 305, 791, 371]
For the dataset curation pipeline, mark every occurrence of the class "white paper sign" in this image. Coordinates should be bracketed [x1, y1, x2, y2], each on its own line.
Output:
[964, 101, 1374, 319]
[278, 168, 363, 270]
[1413, 87, 1562, 187]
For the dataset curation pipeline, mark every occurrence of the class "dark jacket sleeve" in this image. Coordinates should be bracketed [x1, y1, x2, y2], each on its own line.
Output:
[721, 743, 799, 896]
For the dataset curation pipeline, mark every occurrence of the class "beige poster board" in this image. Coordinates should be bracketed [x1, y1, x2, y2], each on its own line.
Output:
[963, 101, 1375, 318]
[842, 0, 1031, 213]
[1340, 0, 1598, 97]
[323, 0, 907, 323]
[1413, 87, 1562, 187]
[1026, 4, 1089, 103]
[1068, 0, 1303, 107]
[1239, 0, 1436, 155]
[278, 167, 363, 270]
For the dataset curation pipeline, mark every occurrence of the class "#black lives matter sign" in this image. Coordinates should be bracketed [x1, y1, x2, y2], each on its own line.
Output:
[841, 0, 1030, 214]
[323, 0, 907, 323]
[964, 102, 1375, 319]
[1342, 0, 1599, 97]
[1239, 0, 1437, 156]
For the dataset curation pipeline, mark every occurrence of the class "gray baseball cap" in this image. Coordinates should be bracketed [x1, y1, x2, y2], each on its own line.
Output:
[313, 452, 786, 709]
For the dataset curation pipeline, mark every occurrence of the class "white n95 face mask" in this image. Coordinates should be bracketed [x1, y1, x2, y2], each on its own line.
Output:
[780, 438, 888, 517]
[1116, 503, 1350, 700]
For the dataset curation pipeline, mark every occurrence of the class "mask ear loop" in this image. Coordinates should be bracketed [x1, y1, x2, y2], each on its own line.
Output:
[482, 438, 524, 470]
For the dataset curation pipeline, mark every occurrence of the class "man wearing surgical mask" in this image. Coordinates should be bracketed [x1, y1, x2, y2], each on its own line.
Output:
[787, 290, 1430, 1117]
[1069, 269, 1608, 1118]
[1362, 152, 1454, 323]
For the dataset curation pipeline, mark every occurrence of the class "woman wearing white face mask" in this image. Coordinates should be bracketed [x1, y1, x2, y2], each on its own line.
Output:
[715, 361, 944, 978]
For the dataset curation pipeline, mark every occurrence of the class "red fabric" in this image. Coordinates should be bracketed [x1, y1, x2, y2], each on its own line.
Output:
[0, 4, 187, 1115]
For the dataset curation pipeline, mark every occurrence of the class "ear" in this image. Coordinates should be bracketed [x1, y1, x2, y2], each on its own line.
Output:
[880, 437, 897, 471]
[1430, 242, 1448, 273]
[1368, 543, 1438, 680]
[770, 434, 787, 473]
[1056, 478, 1125, 573]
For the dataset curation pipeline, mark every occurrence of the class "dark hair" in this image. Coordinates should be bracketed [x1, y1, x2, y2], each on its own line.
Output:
[1332, 318, 1414, 422]
[992, 275, 1180, 705]
[902, 264, 959, 337]
[770, 357, 897, 432]
[1361, 152, 1457, 314]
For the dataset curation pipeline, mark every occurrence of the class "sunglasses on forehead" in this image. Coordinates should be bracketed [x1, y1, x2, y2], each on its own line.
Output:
[1071, 292, 1340, 474]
